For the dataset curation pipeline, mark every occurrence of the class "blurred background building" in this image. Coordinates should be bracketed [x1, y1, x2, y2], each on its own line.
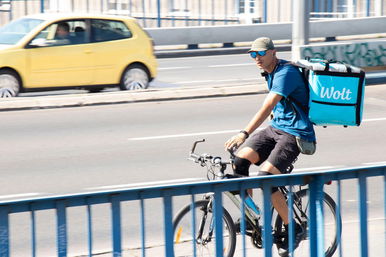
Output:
[0, 0, 384, 27]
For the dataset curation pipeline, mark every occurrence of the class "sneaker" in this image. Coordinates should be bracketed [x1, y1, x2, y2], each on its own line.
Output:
[278, 223, 305, 257]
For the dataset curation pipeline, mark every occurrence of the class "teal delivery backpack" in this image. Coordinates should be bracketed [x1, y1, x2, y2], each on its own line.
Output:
[294, 58, 366, 126]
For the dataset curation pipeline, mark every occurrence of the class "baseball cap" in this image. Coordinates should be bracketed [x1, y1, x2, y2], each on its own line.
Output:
[248, 37, 275, 52]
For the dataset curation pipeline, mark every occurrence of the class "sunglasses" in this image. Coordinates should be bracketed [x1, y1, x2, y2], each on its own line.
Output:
[249, 50, 267, 58]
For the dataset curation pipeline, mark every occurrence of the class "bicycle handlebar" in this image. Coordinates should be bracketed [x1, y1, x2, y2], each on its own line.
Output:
[189, 139, 234, 179]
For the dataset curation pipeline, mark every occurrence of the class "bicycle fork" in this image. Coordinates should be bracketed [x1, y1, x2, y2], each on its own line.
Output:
[196, 200, 215, 245]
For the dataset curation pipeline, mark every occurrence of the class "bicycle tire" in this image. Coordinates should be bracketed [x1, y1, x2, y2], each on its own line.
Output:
[173, 199, 237, 257]
[273, 189, 341, 257]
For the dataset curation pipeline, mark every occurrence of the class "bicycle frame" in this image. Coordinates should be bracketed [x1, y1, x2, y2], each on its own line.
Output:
[180, 140, 341, 257]
[202, 184, 309, 239]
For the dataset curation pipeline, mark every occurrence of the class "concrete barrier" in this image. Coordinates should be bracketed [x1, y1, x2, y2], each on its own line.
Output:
[146, 17, 386, 46]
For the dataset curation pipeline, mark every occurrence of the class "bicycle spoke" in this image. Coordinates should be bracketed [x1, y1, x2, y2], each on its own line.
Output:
[173, 200, 236, 257]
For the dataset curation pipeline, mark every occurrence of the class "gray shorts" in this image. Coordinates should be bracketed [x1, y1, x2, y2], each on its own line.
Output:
[244, 126, 300, 173]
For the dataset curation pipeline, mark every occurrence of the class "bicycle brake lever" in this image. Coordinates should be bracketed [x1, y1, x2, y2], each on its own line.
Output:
[227, 146, 237, 159]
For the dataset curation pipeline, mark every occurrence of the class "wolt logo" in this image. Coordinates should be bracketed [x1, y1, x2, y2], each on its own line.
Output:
[320, 86, 352, 100]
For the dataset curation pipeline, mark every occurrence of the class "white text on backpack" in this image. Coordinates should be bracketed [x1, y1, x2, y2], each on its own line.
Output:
[320, 86, 352, 100]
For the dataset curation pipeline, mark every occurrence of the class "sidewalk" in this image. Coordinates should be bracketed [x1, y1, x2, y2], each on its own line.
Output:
[0, 73, 384, 112]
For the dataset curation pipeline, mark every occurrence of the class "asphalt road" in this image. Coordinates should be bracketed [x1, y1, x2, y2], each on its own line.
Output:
[2, 84, 386, 196]
[18, 51, 386, 98]
[1, 81, 385, 256]
[17, 51, 269, 97]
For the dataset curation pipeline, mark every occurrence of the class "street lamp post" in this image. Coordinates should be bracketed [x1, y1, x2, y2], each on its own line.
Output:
[292, 0, 310, 61]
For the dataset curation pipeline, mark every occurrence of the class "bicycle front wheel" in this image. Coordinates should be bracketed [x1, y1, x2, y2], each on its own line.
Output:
[173, 200, 236, 257]
[273, 189, 341, 257]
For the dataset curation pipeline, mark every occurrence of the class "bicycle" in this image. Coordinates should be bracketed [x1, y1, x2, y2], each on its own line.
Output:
[173, 139, 341, 257]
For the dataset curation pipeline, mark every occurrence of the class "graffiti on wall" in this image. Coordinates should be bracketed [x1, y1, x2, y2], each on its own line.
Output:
[301, 41, 386, 68]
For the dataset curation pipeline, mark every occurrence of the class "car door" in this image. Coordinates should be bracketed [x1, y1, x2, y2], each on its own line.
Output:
[89, 19, 136, 85]
[25, 19, 94, 88]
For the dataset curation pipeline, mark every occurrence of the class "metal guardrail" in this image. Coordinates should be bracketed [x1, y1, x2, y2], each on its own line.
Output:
[0, 165, 384, 257]
[0, 0, 383, 28]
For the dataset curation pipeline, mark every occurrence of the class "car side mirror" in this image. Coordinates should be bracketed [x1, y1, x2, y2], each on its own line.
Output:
[27, 38, 48, 48]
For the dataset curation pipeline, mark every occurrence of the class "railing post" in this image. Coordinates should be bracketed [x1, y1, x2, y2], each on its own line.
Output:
[336, 179, 343, 257]
[308, 175, 325, 257]
[213, 185, 224, 257]
[189, 194, 197, 257]
[0, 206, 9, 257]
[263, 0, 267, 23]
[56, 200, 67, 257]
[366, 0, 371, 16]
[262, 182, 272, 257]
[140, 197, 146, 257]
[157, 0, 161, 27]
[384, 174, 386, 256]
[86, 199, 93, 257]
[287, 183, 294, 255]
[240, 186, 247, 257]
[111, 195, 122, 257]
[358, 173, 368, 257]
[40, 0, 45, 13]
[30, 204, 37, 257]
[163, 190, 174, 257]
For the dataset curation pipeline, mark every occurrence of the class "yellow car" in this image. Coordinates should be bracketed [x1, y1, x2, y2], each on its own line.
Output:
[0, 13, 157, 97]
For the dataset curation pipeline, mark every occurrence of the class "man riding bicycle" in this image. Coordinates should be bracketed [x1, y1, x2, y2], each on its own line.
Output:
[225, 37, 316, 256]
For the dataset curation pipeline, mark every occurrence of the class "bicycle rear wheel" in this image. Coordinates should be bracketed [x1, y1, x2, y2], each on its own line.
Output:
[173, 200, 237, 257]
[273, 189, 341, 257]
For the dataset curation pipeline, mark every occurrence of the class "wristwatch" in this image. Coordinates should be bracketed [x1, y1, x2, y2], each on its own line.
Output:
[239, 130, 249, 138]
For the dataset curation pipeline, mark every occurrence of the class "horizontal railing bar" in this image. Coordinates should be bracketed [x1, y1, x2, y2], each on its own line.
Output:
[1, 166, 384, 214]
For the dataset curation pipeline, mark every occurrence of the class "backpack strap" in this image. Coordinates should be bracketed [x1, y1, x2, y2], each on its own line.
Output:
[261, 60, 309, 114]
[287, 62, 310, 114]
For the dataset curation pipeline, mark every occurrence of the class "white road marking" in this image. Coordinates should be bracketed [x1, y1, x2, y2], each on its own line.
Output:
[342, 217, 384, 224]
[293, 166, 339, 172]
[128, 129, 249, 141]
[362, 161, 386, 165]
[208, 63, 253, 68]
[176, 80, 214, 84]
[215, 78, 258, 82]
[362, 117, 386, 122]
[127, 116, 386, 142]
[175, 78, 258, 84]
[158, 66, 192, 70]
[86, 178, 203, 190]
[0, 193, 42, 200]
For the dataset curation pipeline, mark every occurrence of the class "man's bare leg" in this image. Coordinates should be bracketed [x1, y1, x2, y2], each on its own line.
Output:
[260, 161, 289, 225]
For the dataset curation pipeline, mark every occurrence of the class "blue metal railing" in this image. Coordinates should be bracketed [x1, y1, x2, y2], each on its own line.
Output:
[0, 0, 381, 28]
[0, 165, 384, 256]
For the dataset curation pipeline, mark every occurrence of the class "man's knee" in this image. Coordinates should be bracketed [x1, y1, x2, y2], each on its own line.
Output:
[258, 171, 279, 194]
[233, 156, 251, 176]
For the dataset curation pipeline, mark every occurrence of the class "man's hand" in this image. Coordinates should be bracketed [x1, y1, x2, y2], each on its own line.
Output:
[225, 132, 248, 150]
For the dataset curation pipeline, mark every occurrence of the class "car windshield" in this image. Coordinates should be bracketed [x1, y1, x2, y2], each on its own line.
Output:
[0, 18, 44, 45]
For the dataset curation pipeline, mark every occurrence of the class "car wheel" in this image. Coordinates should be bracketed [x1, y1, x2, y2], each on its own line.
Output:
[120, 64, 150, 90]
[0, 70, 20, 97]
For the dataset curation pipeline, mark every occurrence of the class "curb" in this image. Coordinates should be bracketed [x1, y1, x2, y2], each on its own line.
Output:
[155, 45, 291, 58]
[0, 84, 268, 112]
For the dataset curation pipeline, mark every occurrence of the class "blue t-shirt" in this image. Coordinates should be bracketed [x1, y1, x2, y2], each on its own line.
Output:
[267, 59, 316, 141]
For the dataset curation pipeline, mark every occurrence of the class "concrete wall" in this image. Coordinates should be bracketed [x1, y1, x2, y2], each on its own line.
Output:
[300, 40, 386, 70]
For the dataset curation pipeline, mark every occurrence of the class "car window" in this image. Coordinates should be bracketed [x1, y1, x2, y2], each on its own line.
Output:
[29, 20, 88, 47]
[91, 19, 132, 43]
[0, 18, 44, 45]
